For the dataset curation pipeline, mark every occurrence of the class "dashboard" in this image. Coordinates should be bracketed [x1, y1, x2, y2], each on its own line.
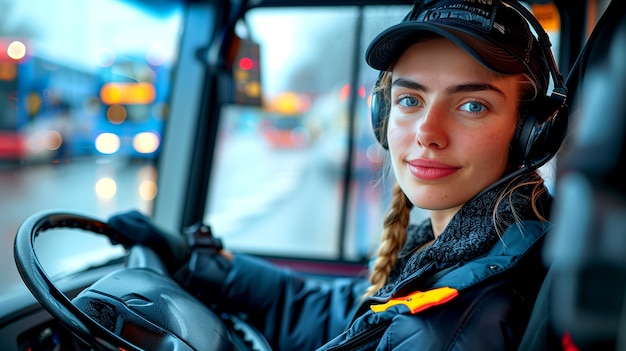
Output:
[0, 264, 122, 351]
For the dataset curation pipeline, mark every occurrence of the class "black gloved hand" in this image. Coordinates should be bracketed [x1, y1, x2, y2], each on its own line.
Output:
[173, 224, 233, 305]
[108, 210, 233, 304]
[107, 210, 189, 273]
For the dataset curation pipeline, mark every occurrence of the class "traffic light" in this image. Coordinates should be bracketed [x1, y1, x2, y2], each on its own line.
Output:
[229, 36, 262, 106]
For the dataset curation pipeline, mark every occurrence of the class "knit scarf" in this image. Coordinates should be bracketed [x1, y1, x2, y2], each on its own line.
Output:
[373, 173, 541, 298]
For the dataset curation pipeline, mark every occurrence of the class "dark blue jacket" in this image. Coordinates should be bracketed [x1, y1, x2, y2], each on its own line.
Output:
[219, 220, 549, 351]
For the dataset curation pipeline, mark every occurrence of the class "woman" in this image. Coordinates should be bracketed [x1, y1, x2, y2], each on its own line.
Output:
[109, 0, 567, 349]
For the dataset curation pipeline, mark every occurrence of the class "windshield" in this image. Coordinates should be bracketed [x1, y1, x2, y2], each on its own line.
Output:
[0, 0, 183, 297]
[205, 6, 414, 260]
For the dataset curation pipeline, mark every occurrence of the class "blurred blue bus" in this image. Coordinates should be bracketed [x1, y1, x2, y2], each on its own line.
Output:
[93, 55, 170, 159]
[1, 38, 170, 163]
[0, 38, 100, 162]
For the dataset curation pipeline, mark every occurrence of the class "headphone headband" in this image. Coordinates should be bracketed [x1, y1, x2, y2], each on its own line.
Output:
[503, 0, 567, 105]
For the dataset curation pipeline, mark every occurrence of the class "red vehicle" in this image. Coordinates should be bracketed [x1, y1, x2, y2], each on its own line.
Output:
[0, 39, 29, 160]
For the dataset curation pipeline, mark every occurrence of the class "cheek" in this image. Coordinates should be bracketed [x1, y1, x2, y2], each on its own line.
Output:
[386, 122, 412, 172]
[386, 118, 413, 149]
[471, 127, 515, 171]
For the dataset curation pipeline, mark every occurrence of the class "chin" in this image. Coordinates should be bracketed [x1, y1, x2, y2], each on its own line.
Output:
[410, 196, 467, 211]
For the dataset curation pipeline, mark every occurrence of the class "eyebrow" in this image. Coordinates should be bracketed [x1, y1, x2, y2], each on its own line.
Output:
[391, 78, 507, 97]
[391, 78, 427, 92]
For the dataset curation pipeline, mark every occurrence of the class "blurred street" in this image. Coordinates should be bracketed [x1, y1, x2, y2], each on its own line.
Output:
[0, 144, 375, 300]
[0, 157, 157, 297]
[207, 133, 344, 257]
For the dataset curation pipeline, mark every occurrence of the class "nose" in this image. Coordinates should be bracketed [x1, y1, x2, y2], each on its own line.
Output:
[415, 106, 448, 149]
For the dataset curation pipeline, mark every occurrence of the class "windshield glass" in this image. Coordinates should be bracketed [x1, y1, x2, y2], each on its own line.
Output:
[0, 0, 183, 297]
[205, 5, 414, 260]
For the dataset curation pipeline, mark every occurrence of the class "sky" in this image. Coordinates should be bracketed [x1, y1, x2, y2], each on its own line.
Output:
[2, 0, 182, 71]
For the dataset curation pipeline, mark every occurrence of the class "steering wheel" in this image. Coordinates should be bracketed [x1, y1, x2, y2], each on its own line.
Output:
[14, 210, 272, 351]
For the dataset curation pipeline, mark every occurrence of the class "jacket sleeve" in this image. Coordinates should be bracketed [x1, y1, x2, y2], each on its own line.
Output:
[220, 253, 370, 350]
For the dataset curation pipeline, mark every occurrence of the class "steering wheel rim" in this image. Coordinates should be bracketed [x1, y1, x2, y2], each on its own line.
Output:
[14, 210, 272, 351]
[14, 210, 148, 351]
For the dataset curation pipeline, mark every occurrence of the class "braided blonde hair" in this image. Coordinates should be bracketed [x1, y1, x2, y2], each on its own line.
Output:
[364, 183, 413, 297]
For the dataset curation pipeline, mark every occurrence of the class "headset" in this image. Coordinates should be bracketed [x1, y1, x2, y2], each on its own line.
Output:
[370, 0, 569, 175]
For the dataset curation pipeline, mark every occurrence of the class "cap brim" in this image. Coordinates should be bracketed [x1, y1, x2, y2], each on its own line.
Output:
[365, 22, 527, 75]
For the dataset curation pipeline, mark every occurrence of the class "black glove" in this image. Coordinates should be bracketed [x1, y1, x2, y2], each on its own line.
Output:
[107, 210, 189, 273]
[108, 210, 232, 303]
[173, 224, 233, 305]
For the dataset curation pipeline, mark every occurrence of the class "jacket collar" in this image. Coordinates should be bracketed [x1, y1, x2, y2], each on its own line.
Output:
[394, 219, 551, 297]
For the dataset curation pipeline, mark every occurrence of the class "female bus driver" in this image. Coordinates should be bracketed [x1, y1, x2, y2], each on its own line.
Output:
[109, 0, 568, 349]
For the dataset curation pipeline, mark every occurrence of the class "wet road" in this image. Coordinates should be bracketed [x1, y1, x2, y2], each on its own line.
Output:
[0, 157, 156, 297]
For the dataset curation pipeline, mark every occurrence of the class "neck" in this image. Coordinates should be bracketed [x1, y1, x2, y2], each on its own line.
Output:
[429, 205, 462, 237]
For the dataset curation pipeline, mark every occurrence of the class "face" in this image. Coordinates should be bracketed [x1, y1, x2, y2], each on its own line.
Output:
[387, 37, 522, 212]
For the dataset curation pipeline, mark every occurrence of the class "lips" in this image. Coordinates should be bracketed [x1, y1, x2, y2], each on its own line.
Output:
[407, 159, 460, 181]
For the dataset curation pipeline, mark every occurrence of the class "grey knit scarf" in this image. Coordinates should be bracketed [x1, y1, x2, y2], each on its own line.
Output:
[374, 173, 540, 298]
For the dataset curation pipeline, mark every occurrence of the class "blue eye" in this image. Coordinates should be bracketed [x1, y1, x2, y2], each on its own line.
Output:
[398, 96, 421, 107]
[460, 101, 487, 113]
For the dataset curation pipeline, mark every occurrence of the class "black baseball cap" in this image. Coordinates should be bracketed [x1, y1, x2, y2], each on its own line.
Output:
[365, 0, 550, 95]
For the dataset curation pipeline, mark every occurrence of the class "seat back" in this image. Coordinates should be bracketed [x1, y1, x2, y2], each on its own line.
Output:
[518, 1, 626, 350]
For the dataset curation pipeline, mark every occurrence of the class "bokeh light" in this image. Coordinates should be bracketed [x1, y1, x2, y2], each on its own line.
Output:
[95, 177, 117, 200]
[132, 131, 160, 154]
[7, 41, 27, 60]
[95, 133, 120, 154]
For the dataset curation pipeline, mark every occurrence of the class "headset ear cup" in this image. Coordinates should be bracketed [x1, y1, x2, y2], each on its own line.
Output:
[371, 72, 389, 148]
[511, 111, 532, 166]
[533, 104, 568, 166]
[513, 98, 568, 170]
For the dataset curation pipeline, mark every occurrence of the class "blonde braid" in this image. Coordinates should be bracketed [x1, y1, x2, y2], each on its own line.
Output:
[364, 183, 412, 297]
